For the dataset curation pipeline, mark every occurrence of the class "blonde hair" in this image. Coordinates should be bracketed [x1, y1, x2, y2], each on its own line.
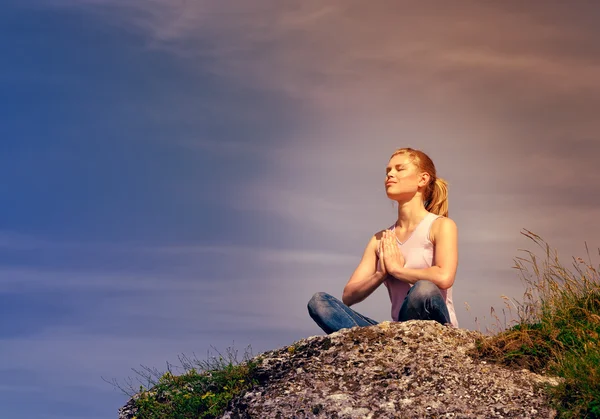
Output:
[389, 147, 449, 217]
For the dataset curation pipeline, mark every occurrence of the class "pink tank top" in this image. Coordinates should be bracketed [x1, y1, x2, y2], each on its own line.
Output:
[381, 212, 459, 327]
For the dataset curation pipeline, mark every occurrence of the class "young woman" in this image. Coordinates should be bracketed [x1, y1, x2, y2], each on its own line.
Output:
[308, 147, 459, 334]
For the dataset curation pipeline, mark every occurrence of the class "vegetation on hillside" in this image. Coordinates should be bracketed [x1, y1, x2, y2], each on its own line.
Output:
[472, 230, 600, 419]
[111, 346, 259, 419]
[113, 230, 599, 418]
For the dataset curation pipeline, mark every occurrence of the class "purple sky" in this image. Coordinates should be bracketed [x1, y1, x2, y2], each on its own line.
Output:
[2, 1, 600, 418]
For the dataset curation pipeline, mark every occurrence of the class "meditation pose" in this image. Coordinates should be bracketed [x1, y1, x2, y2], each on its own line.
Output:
[308, 148, 459, 334]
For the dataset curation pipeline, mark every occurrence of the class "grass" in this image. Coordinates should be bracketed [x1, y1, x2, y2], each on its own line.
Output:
[471, 229, 600, 419]
[109, 345, 260, 419]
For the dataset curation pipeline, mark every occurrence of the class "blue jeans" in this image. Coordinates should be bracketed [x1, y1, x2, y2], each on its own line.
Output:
[307, 280, 451, 334]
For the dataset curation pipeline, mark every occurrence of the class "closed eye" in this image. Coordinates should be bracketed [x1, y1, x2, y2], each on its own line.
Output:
[385, 165, 404, 174]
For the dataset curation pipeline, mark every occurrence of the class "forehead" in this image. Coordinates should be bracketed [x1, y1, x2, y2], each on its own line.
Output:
[386, 154, 414, 168]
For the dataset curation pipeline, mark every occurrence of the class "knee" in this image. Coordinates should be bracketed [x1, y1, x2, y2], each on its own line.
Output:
[410, 280, 440, 298]
[308, 292, 331, 313]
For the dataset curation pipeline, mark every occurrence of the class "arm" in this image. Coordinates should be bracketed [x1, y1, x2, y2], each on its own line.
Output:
[388, 217, 458, 290]
[342, 233, 387, 306]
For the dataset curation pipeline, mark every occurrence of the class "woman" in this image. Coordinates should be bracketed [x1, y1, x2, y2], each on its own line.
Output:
[308, 147, 459, 334]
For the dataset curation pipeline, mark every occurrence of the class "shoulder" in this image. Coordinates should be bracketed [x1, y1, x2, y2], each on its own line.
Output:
[429, 216, 457, 244]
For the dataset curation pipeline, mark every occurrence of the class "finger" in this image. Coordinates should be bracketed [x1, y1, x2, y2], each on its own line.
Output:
[387, 231, 395, 246]
[387, 240, 396, 253]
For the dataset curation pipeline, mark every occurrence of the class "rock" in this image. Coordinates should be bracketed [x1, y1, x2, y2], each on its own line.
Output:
[221, 321, 558, 418]
[118, 392, 141, 419]
[119, 320, 559, 418]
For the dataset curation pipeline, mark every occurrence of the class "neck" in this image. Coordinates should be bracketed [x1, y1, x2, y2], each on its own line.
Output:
[395, 200, 429, 229]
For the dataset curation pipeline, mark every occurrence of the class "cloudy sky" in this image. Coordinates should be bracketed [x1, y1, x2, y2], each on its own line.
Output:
[2, 1, 600, 418]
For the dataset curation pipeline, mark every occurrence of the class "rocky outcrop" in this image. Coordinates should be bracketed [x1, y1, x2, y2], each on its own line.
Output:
[222, 321, 558, 418]
[120, 320, 560, 418]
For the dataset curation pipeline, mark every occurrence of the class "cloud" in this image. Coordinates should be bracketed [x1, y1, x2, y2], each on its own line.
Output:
[42, 1, 600, 229]
[39, 0, 600, 330]
[45, 1, 600, 109]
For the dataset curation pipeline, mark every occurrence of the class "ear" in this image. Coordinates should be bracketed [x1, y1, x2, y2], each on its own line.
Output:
[418, 172, 431, 188]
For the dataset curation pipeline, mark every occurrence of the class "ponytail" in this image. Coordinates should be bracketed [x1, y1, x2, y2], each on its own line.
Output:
[425, 177, 449, 217]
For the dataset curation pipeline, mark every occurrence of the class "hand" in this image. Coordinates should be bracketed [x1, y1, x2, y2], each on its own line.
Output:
[377, 238, 388, 276]
[381, 230, 405, 277]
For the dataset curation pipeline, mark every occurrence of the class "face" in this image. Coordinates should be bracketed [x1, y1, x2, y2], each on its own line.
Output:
[384, 154, 429, 200]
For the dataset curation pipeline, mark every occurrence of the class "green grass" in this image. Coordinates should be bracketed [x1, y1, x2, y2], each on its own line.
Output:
[110, 346, 260, 419]
[471, 229, 600, 419]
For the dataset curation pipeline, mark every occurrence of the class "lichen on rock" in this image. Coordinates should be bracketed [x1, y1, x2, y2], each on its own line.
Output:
[221, 320, 558, 418]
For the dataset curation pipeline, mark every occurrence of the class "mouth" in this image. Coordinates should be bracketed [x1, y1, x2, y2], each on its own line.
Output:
[386, 182, 396, 186]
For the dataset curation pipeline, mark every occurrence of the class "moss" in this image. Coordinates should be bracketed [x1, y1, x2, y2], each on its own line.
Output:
[132, 360, 259, 419]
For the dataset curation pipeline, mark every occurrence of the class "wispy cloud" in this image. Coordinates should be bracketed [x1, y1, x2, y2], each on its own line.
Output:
[47, 1, 600, 108]
[0, 231, 355, 264]
[43, 1, 600, 235]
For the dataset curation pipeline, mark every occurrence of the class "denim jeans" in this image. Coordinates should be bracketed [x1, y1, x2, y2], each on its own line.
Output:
[307, 280, 451, 334]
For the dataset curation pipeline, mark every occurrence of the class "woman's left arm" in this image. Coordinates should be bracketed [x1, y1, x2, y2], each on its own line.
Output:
[388, 217, 458, 290]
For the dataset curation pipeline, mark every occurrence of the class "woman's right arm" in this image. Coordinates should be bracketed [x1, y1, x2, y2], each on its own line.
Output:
[342, 233, 387, 306]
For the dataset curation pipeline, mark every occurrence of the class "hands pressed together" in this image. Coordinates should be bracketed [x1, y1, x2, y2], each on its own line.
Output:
[377, 230, 405, 278]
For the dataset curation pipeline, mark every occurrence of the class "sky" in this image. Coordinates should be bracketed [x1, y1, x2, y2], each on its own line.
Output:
[2, 1, 600, 418]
